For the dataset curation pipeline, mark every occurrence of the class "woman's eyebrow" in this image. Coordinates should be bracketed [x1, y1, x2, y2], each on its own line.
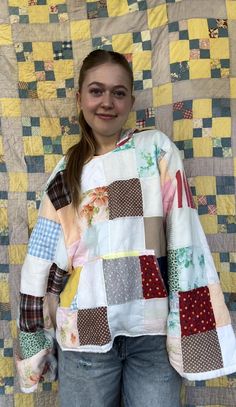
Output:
[87, 81, 128, 90]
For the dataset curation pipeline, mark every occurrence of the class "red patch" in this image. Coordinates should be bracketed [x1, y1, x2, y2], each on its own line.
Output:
[139, 255, 168, 299]
[179, 286, 216, 337]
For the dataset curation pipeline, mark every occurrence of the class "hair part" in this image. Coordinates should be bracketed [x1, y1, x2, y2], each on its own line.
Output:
[66, 49, 134, 208]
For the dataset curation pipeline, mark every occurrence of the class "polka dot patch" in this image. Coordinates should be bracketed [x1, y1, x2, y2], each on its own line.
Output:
[77, 307, 111, 346]
[182, 330, 223, 373]
[108, 178, 143, 220]
[139, 255, 168, 299]
[179, 286, 216, 337]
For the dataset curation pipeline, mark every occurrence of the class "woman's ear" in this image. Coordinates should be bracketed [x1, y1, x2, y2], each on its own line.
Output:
[76, 91, 81, 107]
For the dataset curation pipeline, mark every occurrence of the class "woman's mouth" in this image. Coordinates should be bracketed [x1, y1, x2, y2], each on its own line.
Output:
[96, 113, 117, 120]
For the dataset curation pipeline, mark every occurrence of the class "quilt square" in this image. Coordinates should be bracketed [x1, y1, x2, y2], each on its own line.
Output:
[179, 286, 216, 336]
[87, 0, 108, 19]
[108, 178, 143, 220]
[139, 255, 167, 299]
[144, 217, 166, 258]
[182, 330, 223, 372]
[77, 306, 111, 346]
[19, 293, 44, 332]
[103, 256, 143, 305]
[47, 170, 71, 210]
[28, 216, 61, 260]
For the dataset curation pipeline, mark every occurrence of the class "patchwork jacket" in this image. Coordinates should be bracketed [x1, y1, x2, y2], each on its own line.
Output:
[17, 129, 236, 392]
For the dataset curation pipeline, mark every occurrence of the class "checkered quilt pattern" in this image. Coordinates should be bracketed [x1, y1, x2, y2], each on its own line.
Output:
[0, 0, 236, 406]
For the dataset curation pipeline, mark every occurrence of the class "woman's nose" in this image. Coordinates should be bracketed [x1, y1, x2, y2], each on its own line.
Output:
[101, 92, 113, 108]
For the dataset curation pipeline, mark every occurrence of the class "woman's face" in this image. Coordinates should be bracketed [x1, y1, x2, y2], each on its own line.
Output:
[77, 62, 134, 144]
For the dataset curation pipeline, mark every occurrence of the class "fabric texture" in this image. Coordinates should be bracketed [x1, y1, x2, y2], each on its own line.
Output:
[17, 129, 236, 393]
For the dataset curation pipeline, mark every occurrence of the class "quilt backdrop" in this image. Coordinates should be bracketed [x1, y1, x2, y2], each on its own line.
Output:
[0, 0, 236, 406]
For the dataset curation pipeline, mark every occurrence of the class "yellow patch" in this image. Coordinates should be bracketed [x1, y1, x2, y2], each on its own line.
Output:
[44, 154, 62, 172]
[32, 42, 54, 60]
[192, 99, 212, 118]
[188, 19, 209, 39]
[112, 33, 133, 53]
[169, 40, 190, 63]
[173, 119, 193, 141]
[37, 81, 57, 99]
[9, 173, 28, 192]
[0, 24, 12, 45]
[192, 137, 212, 157]
[60, 267, 82, 307]
[199, 214, 218, 234]
[125, 111, 136, 128]
[61, 135, 79, 154]
[0, 280, 9, 302]
[18, 62, 35, 82]
[106, 0, 129, 17]
[0, 356, 13, 377]
[216, 195, 235, 216]
[210, 38, 229, 59]
[41, 117, 61, 137]
[54, 60, 74, 81]
[153, 84, 173, 107]
[132, 51, 151, 71]
[0, 98, 21, 117]
[27, 207, 38, 230]
[0, 208, 7, 228]
[8, 244, 27, 264]
[28, 5, 49, 24]
[195, 176, 216, 195]
[212, 117, 231, 137]
[70, 20, 91, 40]
[226, 0, 236, 19]
[147, 5, 168, 29]
[230, 77, 236, 98]
[189, 59, 211, 79]
[14, 394, 34, 407]
[23, 136, 43, 156]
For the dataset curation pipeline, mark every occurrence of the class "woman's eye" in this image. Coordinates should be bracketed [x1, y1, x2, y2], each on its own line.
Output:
[89, 88, 102, 96]
[113, 90, 126, 98]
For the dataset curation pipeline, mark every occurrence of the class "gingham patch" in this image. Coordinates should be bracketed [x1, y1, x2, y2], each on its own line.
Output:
[28, 216, 61, 260]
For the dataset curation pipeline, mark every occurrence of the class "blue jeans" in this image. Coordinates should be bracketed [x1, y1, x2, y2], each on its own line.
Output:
[58, 335, 182, 407]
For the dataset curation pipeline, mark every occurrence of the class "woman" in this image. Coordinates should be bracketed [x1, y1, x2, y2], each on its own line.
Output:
[17, 50, 236, 406]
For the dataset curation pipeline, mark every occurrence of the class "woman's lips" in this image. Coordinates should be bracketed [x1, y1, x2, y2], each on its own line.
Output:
[96, 113, 117, 120]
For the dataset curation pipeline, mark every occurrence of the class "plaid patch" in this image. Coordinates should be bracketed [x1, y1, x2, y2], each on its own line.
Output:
[28, 216, 61, 260]
[47, 263, 67, 295]
[47, 170, 71, 210]
[19, 293, 44, 332]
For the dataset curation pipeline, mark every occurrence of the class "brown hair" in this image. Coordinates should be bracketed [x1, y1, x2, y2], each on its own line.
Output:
[66, 49, 134, 208]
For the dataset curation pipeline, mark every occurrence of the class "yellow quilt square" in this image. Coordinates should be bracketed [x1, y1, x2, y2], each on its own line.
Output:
[28, 5, 49, 24]
[10, 320, 17, 339]
[216, 195, 235, 215]
[1, 98, 21, 117]
[60, 267, 82, 307]
[220, 271, 236, 294]
[23, 136, 43, 156]
[147, 5, 168, 29]
[37, 82, 57, 99]
[0, 24, 12, 45]
[14, 394, 34, 407]
[41, 117, 61, 137]
[47, 0, 66, 3]
[0, 208, 8, 228]
[0, 280, 9, 303]
[8, 0, 28, 5]
[112, 33, 133, 54]
[18, 62, 36, 82]
[193, 137, 212, 157]
[125, 111, 136, 129]
[226, 0, 236, 19]
[234, 158, 236, 177]
[173, 119, 193, 141]
[107, 0, 129, 17]
[54, 60, 74, 81]
[8, 244, 27, 264]
[132, 51, 151, 71]
[61, 135, 79, 154]
[230, 77, 236, 98]
[189, 59, 211, 79]
[169, 40, 190, 63]
[195, 176, 216, 195]
[188, 19, 209, 39]
[9, 172, 28, 192]
[212, 118, 231, 137]
[0, 137, 3, 155]
[32, 42, 54, 60]
[44, 154, 62, 172]
[0, 357, 13, 377]
[153, 83, 172, 107]
[199, 214, 218, 234]
[193, 99, 212, 118]
[210, 38, 229, 59]
[28, 207, 38, 230]
[70, 20, 91, 41]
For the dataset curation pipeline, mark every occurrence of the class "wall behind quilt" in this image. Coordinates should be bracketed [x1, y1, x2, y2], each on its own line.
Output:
[0, 0, 236, 406]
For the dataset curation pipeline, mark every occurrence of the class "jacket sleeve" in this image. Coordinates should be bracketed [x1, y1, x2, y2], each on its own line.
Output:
[17, 159, 68, 393]
[160, 140, 236, 380]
